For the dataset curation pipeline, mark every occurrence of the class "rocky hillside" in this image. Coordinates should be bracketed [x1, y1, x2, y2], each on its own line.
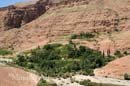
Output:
[0, 0, 130, 54]
[94, 55, 130, 79]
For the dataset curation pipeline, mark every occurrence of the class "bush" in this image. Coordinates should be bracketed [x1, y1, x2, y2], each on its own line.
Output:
[114, 28, 120, 32]
[124, 73, 130, 80]
[123, 51, 129, 55]
[37, 79, 57, 86]
[0, 48, 12, 55]
[79, 80, 89, 85]
[114, 50, 123, 57]
[71, 34, 77, 39]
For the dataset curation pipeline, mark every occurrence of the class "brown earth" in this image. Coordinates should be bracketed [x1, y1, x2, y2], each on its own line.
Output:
[94, 55, 130, 79]
[0, 66, 40, 86]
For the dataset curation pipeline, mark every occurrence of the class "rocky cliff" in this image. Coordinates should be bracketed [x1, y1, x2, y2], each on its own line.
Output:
[3, 0, 92, 30]
[3, 0, 49, 30]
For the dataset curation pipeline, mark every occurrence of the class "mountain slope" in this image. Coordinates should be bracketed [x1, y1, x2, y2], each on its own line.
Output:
[95, 55, 130, 79]
[0, 0, 130, 53]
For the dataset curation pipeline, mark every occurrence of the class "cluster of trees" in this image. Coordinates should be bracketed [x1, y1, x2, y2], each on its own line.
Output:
[15, 42, 115, 77]
[70, 32, 95, 39]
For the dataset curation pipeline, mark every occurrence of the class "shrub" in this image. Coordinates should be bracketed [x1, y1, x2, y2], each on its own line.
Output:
[71, 34, 77, 39]
[124, 73, 130, 80]
[37, 79, 57, 86]
[123, 51, 129, 55]
[114, 28, 120, 32]
[114, 50, 123, 57]
[0, 48, 12, 55]
[79, 80, 89, 85]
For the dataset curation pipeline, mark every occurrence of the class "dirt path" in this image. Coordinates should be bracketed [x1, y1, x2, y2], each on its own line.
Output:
[42, 75, 130, 86]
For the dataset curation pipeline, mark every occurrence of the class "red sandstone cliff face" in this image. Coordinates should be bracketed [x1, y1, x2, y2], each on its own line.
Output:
[3, 0, 49, 30]
[3, 0, 91, 30]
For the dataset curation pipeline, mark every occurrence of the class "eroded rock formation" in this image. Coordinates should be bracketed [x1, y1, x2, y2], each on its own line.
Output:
[2, 0, 95, 30]
[4, 0, 49, 30]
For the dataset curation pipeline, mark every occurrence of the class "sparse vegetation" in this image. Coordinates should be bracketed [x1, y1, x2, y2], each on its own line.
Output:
[14, 42, 116, 77]
[70, 32, 95, 39]
[0, 48, 12, 55]
[114, 50, 124, 58]
[37, 79, 57, 86]
[114, 28, 120, 32]
[79, 80, 124, 86]
[123, 51, 129, 55]
[114, 50, 130, 58]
